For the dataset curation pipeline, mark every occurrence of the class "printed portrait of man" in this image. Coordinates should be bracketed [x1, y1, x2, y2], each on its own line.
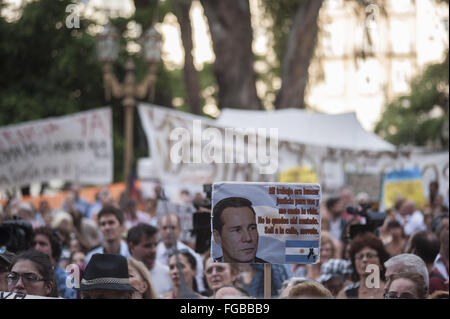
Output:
[212, 197, 267, 263]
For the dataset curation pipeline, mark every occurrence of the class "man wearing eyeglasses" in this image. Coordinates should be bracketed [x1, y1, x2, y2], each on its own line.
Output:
[155, 213, 205, 294]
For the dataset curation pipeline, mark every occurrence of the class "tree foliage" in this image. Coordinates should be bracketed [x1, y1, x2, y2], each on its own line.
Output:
[375, 52, 449, 149]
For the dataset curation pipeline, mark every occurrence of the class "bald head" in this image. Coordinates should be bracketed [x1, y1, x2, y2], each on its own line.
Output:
[400, 201, 416, 216]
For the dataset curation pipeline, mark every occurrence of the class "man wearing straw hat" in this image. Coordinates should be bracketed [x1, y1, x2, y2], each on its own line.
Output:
[77, 253, 137, 299]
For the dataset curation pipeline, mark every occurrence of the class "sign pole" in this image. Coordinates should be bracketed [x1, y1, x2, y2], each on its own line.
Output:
[264, 263, 271, 299]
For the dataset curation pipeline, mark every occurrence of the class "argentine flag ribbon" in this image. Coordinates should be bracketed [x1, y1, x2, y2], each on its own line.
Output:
[285, 240, 320, 263]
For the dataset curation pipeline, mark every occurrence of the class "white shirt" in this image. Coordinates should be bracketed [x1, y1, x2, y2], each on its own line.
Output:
[156, 240, 205, 293]
[404, 210, 426, 236]
[85, 240, 131, 265]
[149, 261, 173, 297]
[434, 253, 449, 280]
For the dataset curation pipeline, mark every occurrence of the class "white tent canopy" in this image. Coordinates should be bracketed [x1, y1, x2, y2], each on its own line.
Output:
[216, 108, 396, 152]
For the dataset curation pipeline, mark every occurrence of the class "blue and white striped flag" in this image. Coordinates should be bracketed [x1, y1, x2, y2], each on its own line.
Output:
[285, 240, 320, 263]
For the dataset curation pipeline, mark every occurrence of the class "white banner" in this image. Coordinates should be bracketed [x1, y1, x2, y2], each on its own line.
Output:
[137, 104, 449, 200]
[0, 108, 113, 190]
[0, 291, 60, 299]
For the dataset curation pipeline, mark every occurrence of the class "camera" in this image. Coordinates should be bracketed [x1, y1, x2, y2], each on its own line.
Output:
[0, 217, 34, 253]
[346, 204, 386, 240]
[191, 184, 212, 254]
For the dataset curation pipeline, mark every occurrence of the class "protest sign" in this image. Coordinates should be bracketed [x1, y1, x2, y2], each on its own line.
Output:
[381, 167, 425, 209]
[0, 108, 113, 190]
[210, 182, 321, 264]
[278, 166, 319, 184]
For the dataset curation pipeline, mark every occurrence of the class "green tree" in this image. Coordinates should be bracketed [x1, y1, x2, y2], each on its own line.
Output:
[375, 52, 449, 149]
[0, 0, 178, 184]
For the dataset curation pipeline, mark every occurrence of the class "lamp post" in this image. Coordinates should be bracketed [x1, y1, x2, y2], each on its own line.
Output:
[97, 24, 161, 196]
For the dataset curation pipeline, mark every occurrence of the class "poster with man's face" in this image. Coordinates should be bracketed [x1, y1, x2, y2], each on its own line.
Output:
[211, 182, 322, 264]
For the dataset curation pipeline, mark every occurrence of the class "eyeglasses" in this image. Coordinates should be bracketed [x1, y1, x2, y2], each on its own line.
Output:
[7, 272, 45, 285]
[205, 265, 227, 275]
[383, 292, 416, 299]
[355, 252, 378, 260]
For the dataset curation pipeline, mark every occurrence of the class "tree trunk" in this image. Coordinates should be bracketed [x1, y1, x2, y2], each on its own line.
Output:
[174, 0, 203, 115]
[200, 0, 262, 110]
[275, 0, 323, 109]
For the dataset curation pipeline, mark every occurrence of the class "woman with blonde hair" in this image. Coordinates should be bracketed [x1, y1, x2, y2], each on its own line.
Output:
[127, 258, 159, 299]
[306, 231, 337, 280]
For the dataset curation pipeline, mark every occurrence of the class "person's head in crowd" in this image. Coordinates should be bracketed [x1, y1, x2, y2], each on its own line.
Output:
[386, 219, 405, 240]
[168, 249, 198, 294]
[78, 253, 136, 299]
[320, 231, 337, 264]
[38, 201, 52, 227]
[279, 277, 310, 298]
[325, 197, 343, 219]
[429, 181, 439, 204]
[349, 232, 390, 283]
[127, 257, 158, 299]
[179, 189, 192, 205]
[38, 200, 50, 215]
[321, 214, 330, 232]
[97, 205, 124, 245]
[287, 280, 333, 299]
[64, 192, 76, 212]
[193, 192, 205, 203]
[159, 213, 181, 249]
[405, 230, 440, 270]
[68, 209, 83, 232]
[430, 213, 449, 236]
[69, 250, 86, 270]
[212, 197, 260, 263]
[127, 223, 159, 270]
[214, 284, 251, 299]
[69, 233, 89, 255]
[355, 192, 370, 206]
[17, 202, 34, 224]
[318, 259, 353, 297]
[203, 253, 240, 294]
[399, 200, 416, 218]
[70, 184, 82, 200]
[0, 249, 15, 292]
[123, 199, 138, 219]
[384, 253, 429, 295]
[33, 227, 62, 266]
[393, 196, 406, 212]
[384, 272, 427, 299]
[143, 197, 157, 214]
[339, 187, 354, 206]
[432, 213, 449, 259]
[7, 250, 58, 297]
[51, 211, 74, 235]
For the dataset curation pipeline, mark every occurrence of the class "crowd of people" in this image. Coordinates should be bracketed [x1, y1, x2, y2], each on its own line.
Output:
[0, 181, 448, 299]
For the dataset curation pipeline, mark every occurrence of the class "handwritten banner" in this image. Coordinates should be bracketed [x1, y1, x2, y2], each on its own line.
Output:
[0, 108, 113, 190]
[137, 104, 449, 200]
[210, 182, 321, 264]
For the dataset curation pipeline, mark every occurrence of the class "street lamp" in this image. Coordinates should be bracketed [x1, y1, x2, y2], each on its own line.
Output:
[97, 24, 161, 196]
